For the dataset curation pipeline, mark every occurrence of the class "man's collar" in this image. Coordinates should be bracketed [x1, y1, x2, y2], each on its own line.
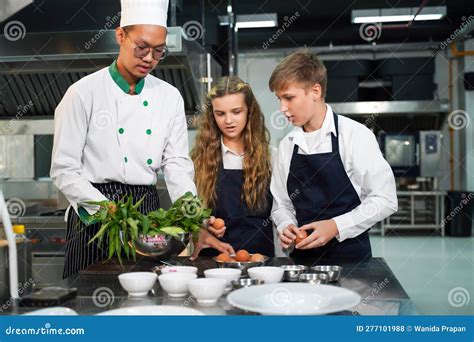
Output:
[108, 60, 145, 94]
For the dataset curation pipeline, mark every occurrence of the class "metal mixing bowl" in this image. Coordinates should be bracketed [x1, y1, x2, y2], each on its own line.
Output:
[231, 278, 265, 289]
[310, 265, 343, 282]
[299, 273, 329, 284]
[213, 255, 269, 276]
[126, 233, 191, 260]
[280, 265, 308, 282]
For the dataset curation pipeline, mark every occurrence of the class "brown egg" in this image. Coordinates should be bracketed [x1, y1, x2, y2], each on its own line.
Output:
[295, 229, 308, 245]
[216, 253, 232, 262]
[250, 253, 265, 262]
[212, 218, 225, 229]
[235, 250, 250, 262]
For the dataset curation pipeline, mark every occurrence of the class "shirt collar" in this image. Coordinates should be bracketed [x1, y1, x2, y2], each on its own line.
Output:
[108, 60, 145, 95]
[221, 137, 245, 157]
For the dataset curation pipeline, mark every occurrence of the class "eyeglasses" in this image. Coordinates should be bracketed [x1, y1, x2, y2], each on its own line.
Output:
[125, 34, 168, 61]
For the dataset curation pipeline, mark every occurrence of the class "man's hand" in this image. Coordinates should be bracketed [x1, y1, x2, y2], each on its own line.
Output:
[279, 223, 299, 249]
[295, 219, 339, 249]
[190, 229, 235, 260]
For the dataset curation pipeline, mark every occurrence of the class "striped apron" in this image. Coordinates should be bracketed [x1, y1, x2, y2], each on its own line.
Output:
[63, 182, 160, 278]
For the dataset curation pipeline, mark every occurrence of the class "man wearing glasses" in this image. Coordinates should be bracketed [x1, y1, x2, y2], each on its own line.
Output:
[51, 0, 232, 277]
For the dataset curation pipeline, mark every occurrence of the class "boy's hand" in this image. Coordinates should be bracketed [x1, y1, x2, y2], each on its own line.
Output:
[295, 219, 339, 249]
[279, 223, 299, 248]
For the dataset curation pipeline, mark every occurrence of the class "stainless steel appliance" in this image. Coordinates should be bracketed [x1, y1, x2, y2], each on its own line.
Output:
[380, 131, 443, 178]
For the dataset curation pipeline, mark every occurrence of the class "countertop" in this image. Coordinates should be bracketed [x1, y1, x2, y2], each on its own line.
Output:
[1, 256, 417, 316]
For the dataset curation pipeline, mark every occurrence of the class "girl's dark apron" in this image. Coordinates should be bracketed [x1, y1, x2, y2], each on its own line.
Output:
[286, 113, 372, 264]
[201, 166, 275, 257]
[63, 182, 159, 278]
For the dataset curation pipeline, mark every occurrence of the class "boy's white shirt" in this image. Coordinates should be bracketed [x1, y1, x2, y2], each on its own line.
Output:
[221, 139, 285, 256]
[270, 104, 398, 242]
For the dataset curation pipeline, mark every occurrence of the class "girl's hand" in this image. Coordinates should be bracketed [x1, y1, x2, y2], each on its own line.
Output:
[204, 216, 226, 238]
[190, 229, 235, 260]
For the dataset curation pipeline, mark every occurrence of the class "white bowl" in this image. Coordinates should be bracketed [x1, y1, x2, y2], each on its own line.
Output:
[248, 266, 284, 284]
[188, 278, 227, 305]
[204, 268, 242, 290]
[118, 272, 157, 297]
[161, 266, 198, 274]
[23, 307, 78, 316]
[158, 272, 197, 298]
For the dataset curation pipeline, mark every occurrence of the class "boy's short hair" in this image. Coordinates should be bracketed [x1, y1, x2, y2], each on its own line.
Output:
[269, 49, 327, 97]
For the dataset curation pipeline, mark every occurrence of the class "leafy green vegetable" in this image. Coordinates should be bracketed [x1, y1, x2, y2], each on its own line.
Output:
[84, 192, 211, 266]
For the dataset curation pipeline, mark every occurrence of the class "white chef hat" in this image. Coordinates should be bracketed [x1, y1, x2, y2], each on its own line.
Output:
[120, 0, 169, 28]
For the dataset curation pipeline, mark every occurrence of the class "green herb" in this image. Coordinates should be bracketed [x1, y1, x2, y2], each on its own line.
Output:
[84, 192, 211, 266]
[147, 192, 212, 241]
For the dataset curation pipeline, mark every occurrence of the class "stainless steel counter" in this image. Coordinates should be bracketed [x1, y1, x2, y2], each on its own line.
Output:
[1, 257, 417, 316]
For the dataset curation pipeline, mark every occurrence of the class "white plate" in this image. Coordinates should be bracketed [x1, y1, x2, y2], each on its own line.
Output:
[97, 305, 204, 316]
[23, 307, 78, 316]
[227, 283, 361, 315]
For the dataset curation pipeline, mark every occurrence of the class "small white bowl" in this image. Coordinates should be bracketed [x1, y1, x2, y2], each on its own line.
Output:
[204, 268, 242, 290]
[187, 278, 227, 305]
[158, 272, 197, 298]
[161, 266, 198, 274]
[248, 266, 284, 284]
[118, 272, 157, 297]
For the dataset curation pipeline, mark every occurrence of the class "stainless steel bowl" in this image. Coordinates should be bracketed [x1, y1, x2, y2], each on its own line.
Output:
[213, 255, 269, 276]
[126, 233, 191, 260]
[310, 265, 343, 282]
[280, 265, 307, 282]
[231, 278, 265, 289]
[299, 273, 329, 284]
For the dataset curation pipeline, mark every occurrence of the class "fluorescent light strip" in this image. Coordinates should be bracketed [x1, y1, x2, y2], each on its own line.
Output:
[354, 13, 444, 23]
[236, 20, 276, 29]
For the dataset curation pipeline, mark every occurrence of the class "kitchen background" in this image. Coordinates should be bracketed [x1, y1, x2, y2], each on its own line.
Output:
[0, 0, 472, 315]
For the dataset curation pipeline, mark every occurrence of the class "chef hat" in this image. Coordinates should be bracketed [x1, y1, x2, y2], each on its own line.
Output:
[120, 0, 169, 28]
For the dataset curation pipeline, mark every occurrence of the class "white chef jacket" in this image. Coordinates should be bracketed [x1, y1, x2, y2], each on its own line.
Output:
[221, 139, 285, 256]
[50, 62, 196, 216]
[270, 104, 398, 242]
